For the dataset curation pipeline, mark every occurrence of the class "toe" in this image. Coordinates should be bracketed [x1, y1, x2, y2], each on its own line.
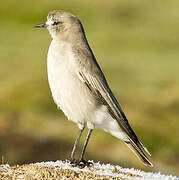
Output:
[79, 159, 93, 168]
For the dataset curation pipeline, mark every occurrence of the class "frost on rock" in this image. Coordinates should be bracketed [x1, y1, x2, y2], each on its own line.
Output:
[0, 164, 10, 171]
[36, 160, 177, 180]
[0, 160, 178, 180]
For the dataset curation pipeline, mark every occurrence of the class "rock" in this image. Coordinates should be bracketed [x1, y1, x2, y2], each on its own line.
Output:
[0, 160, 177, 180]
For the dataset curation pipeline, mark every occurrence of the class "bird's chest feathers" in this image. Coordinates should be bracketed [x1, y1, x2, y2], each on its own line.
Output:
[47, 40, 80, 102]
[48, 40, 75, 75]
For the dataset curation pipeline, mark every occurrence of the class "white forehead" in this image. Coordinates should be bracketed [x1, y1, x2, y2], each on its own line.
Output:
[46, 19, 54, 25]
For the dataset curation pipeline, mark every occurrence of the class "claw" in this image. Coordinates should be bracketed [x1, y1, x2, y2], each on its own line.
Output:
[79, 159, 93, 168]
[68, 159, 93, 168]
[69, 159, 79, 166]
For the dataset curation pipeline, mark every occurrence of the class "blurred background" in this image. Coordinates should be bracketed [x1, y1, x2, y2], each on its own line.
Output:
[0, 0, 179, 176]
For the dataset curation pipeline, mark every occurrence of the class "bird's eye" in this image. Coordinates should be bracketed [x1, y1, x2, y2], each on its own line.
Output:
[53, 21, 62, 25]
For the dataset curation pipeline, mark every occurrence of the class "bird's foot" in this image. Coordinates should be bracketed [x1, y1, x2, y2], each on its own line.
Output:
[68, 158, 78, 165]
[69, 158, 93, 168]
[78, 159, 93, 168]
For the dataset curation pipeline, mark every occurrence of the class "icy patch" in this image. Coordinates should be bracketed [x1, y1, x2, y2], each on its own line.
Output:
[34, 160, 178, 180]
[0, 164, 10, 171]
[0, 164, 24, 175]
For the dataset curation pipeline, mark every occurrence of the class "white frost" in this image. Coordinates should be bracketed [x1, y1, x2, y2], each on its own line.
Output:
[34, 160, 178, 180]
[0, 164, 10, 171]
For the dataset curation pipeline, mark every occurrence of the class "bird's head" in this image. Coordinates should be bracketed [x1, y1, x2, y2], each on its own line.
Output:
[35, 10, 83, 41]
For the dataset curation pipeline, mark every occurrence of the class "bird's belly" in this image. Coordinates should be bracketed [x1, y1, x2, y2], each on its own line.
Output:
[92, 105, 128, 141]
[47, 55, 95, 126]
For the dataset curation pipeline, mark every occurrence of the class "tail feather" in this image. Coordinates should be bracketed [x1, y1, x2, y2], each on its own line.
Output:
[125, 141, 153, 167]
[139, 140, 151, 157]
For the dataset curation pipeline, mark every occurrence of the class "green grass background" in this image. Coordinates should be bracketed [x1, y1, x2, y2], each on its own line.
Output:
[0, 0, 179, 176]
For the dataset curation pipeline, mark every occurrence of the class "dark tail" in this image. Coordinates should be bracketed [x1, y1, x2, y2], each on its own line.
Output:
[125, 140, 153, 167]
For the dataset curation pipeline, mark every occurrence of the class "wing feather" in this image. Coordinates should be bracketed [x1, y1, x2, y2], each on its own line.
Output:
[77, 60, 150, 157]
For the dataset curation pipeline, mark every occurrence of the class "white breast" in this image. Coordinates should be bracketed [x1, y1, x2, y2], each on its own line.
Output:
[47, 39, 95, 127]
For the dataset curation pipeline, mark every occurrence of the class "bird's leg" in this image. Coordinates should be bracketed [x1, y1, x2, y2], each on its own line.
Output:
[70, 126, 85, 163]
[78, 129, 93, 167]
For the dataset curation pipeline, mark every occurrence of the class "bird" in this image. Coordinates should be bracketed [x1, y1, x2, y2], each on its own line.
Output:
[35, 10, 153, 167]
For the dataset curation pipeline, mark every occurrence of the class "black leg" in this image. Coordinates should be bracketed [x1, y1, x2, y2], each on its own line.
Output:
[70, 126, 85, 160]
[79, 129, 93, 161]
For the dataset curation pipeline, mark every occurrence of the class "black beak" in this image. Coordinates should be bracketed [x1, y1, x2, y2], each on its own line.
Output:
[34, 23, 47, 28]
